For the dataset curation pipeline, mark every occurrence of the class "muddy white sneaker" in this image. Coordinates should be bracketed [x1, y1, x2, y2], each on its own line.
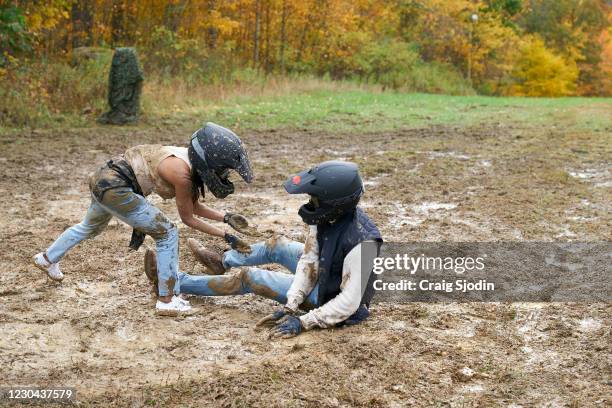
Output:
[33, 252, 64, 281]
[156, 296, 192, 316]
[176, 295, 191, 306]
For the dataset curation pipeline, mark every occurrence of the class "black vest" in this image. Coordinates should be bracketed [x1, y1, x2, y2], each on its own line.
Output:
[316, 207, 382, 308]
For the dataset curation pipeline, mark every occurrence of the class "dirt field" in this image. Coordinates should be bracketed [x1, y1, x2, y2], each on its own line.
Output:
[1, 123, 610, 407]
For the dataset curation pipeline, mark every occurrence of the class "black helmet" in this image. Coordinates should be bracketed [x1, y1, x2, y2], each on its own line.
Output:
[188, 122, 253, 199]
[283, 160, 364, 225]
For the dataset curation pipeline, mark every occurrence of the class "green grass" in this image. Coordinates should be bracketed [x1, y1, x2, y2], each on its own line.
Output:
[2, 83, 611, 134]
[205, 90, 612, 133]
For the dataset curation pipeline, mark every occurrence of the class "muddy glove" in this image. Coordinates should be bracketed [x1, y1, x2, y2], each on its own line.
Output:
[255, 307, 294, 329]
[268, 315, 302, 339]
[224, 232, 252, 254]
[224, 213, 261, 237]
[342, 304, 370, 326]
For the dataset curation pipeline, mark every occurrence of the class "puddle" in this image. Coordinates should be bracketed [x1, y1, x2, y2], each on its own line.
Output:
[567, 169, 602, 179]
[391, 321, 407, 331]
[578, 317, 601, 332]
[554, 225, 577, 239]
[426, 151, 471, 160]
[462, 384, 484, 393]
[595, 180, 612, 188]
[386, 201, 458, 232]
[388, 203, 424, 229]
[116, 324, 138, 342]
[567, 167, 611, 189]
[568, 215, 598, 222]
[412, 202, 457, 213]
[364, 173, 389, 187]
[322, 148, 355, 160]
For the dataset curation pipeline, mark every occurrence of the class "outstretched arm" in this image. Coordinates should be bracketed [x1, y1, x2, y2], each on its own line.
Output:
[159, 157, 226, 238]
[194, 202, 225, 222]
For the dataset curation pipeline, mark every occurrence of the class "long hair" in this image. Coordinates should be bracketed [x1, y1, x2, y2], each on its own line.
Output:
[190, 167, 205, 202]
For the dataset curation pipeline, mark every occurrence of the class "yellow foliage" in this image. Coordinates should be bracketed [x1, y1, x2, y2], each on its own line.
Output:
[508, 37, 579, 97]
[5, 0, 609, 96]
[23, 0, 70, 32]
[598, 27, 612, 95]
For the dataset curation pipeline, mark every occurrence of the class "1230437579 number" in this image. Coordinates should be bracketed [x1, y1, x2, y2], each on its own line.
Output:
[1, 387, 76, 401]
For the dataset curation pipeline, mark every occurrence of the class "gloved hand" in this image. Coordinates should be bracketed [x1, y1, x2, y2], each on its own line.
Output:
[254, 308, 288, 329]
[224, 213, 262, 237]
[342, 304, 370, 326]
[268, 315, 302, 339]
[224, 232, 252, 254]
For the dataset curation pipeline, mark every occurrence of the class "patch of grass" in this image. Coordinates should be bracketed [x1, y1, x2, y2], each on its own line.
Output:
[2, 73, 610, 133]
[207, 90, 612, 133]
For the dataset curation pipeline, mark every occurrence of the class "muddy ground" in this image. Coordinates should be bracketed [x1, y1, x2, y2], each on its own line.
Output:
[0, 123, 610, 407]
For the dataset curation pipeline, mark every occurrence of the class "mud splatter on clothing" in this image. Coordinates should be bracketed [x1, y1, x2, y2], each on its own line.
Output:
[299, 243, 376, 330]
[207, 270, 246, 295]
[285, 225, 319, 312]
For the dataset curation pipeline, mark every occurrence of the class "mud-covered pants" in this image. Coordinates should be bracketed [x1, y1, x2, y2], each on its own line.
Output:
[46, 187, 180, 297]
[178, 237, 319, 309]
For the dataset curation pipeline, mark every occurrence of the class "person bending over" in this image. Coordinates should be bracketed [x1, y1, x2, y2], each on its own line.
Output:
[34, 122, 255, 315]
[145, 160, 382, 336]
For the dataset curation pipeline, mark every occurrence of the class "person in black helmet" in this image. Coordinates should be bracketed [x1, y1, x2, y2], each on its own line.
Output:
[146, 160, 383, 337]
[33, 122, 255, 315]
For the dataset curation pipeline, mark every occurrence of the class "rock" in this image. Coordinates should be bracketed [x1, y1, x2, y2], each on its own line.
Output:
[455, 366, 475, 382]
[98, 48, 144, 125]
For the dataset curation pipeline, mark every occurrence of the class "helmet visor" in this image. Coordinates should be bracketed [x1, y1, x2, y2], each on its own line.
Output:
[234, 150, 253, 183]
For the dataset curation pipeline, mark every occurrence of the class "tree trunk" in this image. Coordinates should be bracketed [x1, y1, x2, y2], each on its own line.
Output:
[110, 0, 124, 46]
[264, 0, 271, 73]
[297, 5, 317, 63]
[279, 0, 287, 74]
[253, 0, 261, 68]
[206, 0, 218, 49]
[71, 1, 93, 49]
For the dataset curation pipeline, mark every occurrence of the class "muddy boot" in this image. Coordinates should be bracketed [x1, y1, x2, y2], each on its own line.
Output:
[144, 248, 159, 296]
[187, 238, 226, 275]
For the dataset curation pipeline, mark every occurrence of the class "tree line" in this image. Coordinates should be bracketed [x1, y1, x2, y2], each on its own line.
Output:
[1, 0, 611, 96]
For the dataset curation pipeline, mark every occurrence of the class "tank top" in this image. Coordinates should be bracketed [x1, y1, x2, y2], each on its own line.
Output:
[123, 145, 191, 199]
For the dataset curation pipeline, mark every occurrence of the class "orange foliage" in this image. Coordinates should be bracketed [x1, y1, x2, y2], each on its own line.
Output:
[6, 0, 612, 96]
[598, 27, 612, 95]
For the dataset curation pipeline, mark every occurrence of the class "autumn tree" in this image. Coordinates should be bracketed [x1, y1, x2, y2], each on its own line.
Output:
[509, 36, 578, 96]
[3, 0, 610, 96]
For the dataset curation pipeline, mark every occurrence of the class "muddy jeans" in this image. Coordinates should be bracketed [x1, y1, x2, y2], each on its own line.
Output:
[46, 187, 180, 296]
[178, 237, 319, 308]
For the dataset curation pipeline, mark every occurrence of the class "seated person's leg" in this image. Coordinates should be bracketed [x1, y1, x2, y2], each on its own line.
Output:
[178, 267, 318, 309]
[193, 235, 304, 273]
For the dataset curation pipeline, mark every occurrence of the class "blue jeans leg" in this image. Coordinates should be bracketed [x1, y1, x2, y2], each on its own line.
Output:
[98, 187, 180, 296]
[46, 198, 113, 263]
[178, 268, 319, 308]
[222, 236, 304, 273]
[179, 236, 319, 309]
[46, 187, 180, 296]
